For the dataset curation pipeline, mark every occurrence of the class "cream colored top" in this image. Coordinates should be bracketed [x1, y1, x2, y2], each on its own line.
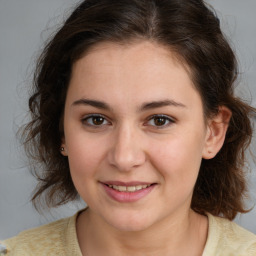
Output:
[1, 212, 256, 255]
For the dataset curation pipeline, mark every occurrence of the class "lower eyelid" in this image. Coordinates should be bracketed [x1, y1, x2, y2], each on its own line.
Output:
[81, 114, 109, 126]
[149, 115, 175, 121]
[147, 115, 175, 127]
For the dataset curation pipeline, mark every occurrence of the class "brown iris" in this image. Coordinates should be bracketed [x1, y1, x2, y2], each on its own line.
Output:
[153, 116, 167, 126]
[92, 116, 105, 125]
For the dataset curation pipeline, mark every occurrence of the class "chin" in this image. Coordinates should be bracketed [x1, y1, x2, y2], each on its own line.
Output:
[104, 211, 156, 232]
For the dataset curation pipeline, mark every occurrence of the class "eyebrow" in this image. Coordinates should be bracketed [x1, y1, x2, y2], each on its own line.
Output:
[139, 99, 186, 111]
[72, 98, 112, 110]
[71, 98, 186, 111]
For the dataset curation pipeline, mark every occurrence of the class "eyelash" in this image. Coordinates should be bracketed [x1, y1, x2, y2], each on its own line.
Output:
[81, 114, 111, 128]
[145, 114, 175, 128]
[81, 114, 175, 129]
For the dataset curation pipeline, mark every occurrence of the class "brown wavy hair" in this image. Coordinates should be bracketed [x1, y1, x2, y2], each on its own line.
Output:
[23, 0, 255, 220]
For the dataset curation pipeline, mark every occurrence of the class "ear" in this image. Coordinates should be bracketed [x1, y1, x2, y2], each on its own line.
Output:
[60, 138, 68, 156]
[202, 106, 232, 159]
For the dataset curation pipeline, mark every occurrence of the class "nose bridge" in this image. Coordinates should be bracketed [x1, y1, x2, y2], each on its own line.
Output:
[108, 121, 145, 171]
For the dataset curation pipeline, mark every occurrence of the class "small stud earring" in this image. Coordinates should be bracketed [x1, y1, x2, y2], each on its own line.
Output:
[60, 147, 65, 152]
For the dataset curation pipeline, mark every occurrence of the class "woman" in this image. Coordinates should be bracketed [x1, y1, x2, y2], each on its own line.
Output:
[1, 0, 256, 255]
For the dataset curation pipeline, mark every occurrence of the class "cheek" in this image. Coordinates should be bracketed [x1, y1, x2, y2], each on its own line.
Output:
[149, 133, 204, 185]
[66, 135, 106, 180]
[66, 137, 106, 202]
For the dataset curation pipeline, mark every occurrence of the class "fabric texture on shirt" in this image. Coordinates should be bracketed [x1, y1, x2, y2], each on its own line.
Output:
[1, 211, 256, 255]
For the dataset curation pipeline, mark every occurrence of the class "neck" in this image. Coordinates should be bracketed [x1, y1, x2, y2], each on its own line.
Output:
[76, 208, 208, 256]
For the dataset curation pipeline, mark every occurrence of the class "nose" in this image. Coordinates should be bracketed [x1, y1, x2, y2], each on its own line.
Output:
[107, 124, 146, 172]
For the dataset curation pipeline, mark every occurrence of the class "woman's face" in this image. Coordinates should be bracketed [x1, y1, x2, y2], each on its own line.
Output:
[63, 41, 210, 231]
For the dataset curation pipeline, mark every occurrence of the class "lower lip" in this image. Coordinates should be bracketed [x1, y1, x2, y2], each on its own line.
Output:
[102, 184, 156, 203]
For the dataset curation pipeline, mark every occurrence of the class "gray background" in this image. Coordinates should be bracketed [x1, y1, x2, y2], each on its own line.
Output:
[0, 0, 255, 240]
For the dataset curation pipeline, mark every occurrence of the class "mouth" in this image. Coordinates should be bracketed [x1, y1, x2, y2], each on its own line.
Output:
[101, 181, 157, 203]
[106, 184, 152, 192]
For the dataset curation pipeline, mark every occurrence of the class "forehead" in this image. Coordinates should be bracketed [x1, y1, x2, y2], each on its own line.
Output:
[68, 40, 202, 111]
[77, 40, 189, 75]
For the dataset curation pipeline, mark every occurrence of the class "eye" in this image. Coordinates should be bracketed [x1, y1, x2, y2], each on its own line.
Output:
[81, 114, 110, 127]
[146, 115, 175, 128]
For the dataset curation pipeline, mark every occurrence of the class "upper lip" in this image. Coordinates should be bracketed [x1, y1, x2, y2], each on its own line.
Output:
[101, 181, 155, 186]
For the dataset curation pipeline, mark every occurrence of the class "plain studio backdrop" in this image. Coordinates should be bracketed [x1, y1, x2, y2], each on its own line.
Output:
[0, 0, 256, 240]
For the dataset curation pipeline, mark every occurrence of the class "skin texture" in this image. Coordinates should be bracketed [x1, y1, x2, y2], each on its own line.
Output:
[62, 41, 231, 255]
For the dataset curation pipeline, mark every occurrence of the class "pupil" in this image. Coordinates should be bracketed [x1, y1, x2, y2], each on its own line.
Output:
[93, 117, 104, 125]
[154, 117, 166, 126]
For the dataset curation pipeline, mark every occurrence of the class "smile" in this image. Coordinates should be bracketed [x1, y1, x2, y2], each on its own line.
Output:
[107, 184, 151, 192]
[102, 182, 156, 203]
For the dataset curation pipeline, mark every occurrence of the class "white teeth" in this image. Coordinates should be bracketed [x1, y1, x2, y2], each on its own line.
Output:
[113, 185, 126, 191]
[108, 184, 151, 192]
[127, 186, 136, 192]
